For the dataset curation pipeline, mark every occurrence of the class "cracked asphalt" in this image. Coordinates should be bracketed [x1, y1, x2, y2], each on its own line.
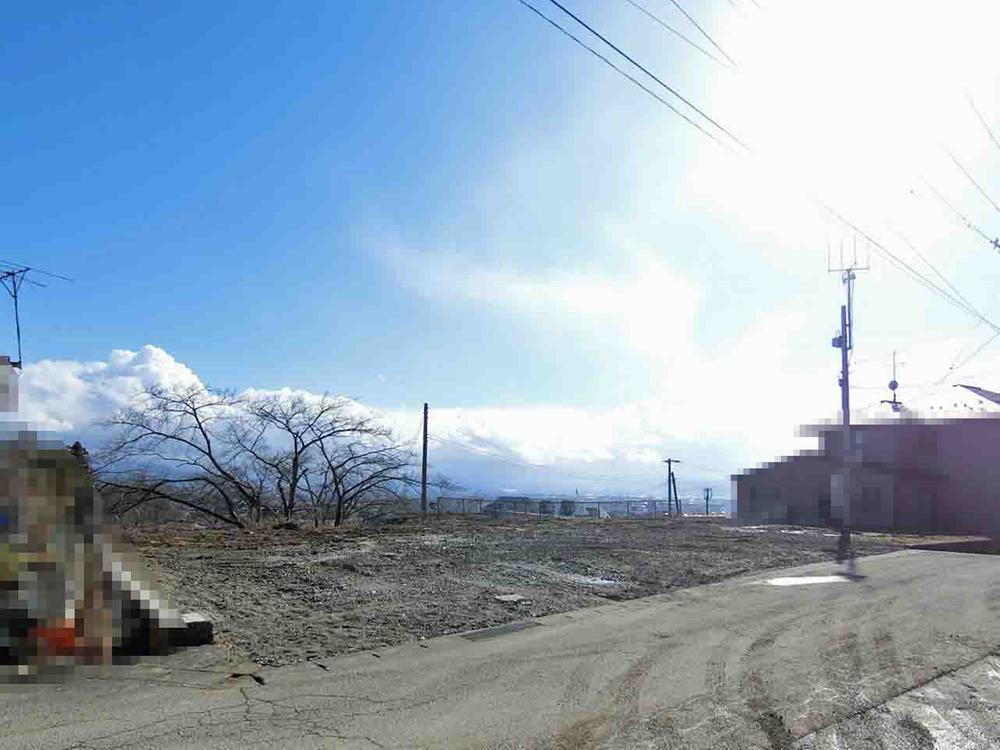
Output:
[4, 549, 1000, 748]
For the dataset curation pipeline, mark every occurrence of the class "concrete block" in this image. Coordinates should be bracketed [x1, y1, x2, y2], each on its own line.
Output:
[168, 612, 214, 647]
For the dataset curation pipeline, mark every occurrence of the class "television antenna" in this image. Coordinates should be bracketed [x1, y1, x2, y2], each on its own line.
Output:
[0, 261, 72, 368]
[827, 236, 871, 353]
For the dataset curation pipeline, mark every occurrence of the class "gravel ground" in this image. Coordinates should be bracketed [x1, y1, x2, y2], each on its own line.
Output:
[126, 516, 919, 667]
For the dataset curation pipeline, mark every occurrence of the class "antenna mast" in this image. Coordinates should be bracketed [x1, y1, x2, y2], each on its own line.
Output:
[0, 262, 72, 369]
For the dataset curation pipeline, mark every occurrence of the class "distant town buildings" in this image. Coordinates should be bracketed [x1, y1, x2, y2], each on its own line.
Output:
[430, 494, 728, 518]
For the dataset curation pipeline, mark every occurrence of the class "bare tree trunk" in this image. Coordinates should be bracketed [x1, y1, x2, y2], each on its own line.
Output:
[334, 492, 344, 527]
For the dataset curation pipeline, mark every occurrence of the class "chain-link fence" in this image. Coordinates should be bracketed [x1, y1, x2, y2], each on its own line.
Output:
[430, 496, 726, 519]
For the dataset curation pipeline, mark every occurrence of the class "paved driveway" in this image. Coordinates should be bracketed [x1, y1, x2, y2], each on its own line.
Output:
[3, 549, 1000, 748]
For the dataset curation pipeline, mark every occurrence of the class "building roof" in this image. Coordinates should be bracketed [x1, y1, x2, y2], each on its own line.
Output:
[956, 384, 1000, 406]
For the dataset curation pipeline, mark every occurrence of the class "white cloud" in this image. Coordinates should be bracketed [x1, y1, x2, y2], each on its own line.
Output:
[363, 0, 1000, 490]
[17, 345, 202, 432]
[16, 3, 1000, 497]
[379, 244, 701, 366]
[10, 342, 1000, 498]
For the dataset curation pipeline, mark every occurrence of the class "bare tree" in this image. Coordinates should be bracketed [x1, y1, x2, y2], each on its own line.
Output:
[94, 385, 425, 529]
[229, 393, 385, 522]
[304, 432, 417, 526]
[94, 385, 266, 527]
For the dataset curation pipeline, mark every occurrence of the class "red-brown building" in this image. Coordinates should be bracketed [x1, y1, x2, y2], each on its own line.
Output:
[733, 415, 1000, 533]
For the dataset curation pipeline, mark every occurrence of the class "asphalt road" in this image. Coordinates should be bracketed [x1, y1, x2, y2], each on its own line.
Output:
[4, 549, 1000, 749]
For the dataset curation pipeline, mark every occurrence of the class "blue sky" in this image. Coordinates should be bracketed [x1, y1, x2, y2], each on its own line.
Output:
[7, 1, 1000, 497]
[3, 2, 570, 396]
[3, 1, 747, 406]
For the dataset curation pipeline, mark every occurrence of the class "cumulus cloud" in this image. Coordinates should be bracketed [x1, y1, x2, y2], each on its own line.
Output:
[18, 345, 202, 432]
[10, 342, 1000, 499]
[8, 345, 735, 494]
[360, 0, 1000, 498]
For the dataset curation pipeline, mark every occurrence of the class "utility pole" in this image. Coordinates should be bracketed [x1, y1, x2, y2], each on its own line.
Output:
[663, 459, 682, 517]
[838, 302, 851, 436]
[421, 402, 428, 518]
[829, 247, 867, 528]
[704, 487, 712, 516]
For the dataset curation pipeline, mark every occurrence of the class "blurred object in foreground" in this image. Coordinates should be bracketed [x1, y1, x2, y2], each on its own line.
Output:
[1, 428, 193, 683]
[0, 355, 16, 413]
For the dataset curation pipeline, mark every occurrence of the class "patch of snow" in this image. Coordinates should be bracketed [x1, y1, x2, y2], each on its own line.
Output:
[564, 574, 617, 586]
[762, 575, 851, 586]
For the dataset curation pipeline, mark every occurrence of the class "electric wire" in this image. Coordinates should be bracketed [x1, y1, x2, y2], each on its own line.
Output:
[936, 338, 978, 385]
[516, 2, 990, 328]
[622, 0, 731, 69]
[894, 230, 980, 318]
[542, 0, 749, 150]
[966, 93, 1000, 156]
[936, 329, 1000, 385]
[665, 0, 737, 67]
[516, 0, 733, 149]
[819, 201, 1000, 332]
[516, 0, 999, 368]
[923, 179, 999, 249]
[946, 148, 1000, 216]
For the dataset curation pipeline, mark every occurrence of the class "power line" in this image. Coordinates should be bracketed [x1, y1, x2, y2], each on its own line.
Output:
[945, 148, 1000, 216]
[516, 0, 1000, 339]
[516, 0, 733, 149]
[966, 93, 1000, 156]
[936, 329, 1000, 385]
[820, 202, 1000, 331]
[541, 0, 749, 150]
[665, 0, 737, 68]
[894, 230, 981, 319]
[923, 179, 999, 250]
[622, 0, 732, 69]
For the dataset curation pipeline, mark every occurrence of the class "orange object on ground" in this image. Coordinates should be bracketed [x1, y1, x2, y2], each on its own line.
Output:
[31, 620, 78, 657]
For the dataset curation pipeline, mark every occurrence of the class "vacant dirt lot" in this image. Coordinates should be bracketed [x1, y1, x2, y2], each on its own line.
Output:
[127, 516, 921, 667]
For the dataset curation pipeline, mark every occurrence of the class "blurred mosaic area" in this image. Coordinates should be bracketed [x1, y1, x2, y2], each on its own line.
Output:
[0, 431, 190, 682]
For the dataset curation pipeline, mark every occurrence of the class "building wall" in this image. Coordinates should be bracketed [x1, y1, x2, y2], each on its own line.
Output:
[847, 469, 895, 530]
[774, 417, 1000, 533]
[735, 454, 833, 525]
[933, 419, 1000, 534]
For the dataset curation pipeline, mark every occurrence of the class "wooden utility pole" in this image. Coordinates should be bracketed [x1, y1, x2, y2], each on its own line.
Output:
[421, 402, 429, 517]
[663, 459, 682, 517]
